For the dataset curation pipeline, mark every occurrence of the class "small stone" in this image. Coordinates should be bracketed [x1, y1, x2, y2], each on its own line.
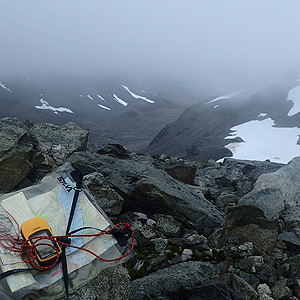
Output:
[134, 260, 145, 271]
[151, 238, 168, 253]
[276, 240, 287, 250]
[293, 279, 300, 299]
[248, 256, 264, 267]
[181, 249, 193, 262]
[271, 281, 291, 300]
[155, 215, 183, 238]
[257, 283, 271, 296]
[133, 212, 148, 221]
[172, 253, 181, 264]
[185, 234, 207, 246]
[202, 249, 213, 258]
[146, 219, 156, 227]
[272, 248, 283, 260]
[238, 242, 253, 254]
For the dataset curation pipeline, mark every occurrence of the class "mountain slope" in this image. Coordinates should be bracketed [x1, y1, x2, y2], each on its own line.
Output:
[0, 72, 198, 151]
[143, 77, 300, 163]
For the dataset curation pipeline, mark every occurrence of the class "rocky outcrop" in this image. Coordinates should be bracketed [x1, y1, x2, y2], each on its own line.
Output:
[130, 261, 218, 300]
[68, 151, 225, 236]
[240, 156, 300, 220]
[0, 118, 34, 192]
[4, 117, 300, 300]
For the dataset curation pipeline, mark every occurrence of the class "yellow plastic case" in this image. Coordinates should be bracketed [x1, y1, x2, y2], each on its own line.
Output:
[21, 217, 62, 267]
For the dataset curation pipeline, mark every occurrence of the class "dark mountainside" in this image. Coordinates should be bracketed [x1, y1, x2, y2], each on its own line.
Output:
[3, 117, 300, 300]
[143, 77, 300, 161]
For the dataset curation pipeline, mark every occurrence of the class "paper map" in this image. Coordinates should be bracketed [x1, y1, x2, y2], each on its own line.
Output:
[0, 176, 116, 292]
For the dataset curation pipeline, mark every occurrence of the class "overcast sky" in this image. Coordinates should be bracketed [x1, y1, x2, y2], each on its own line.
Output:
[1, 1, 300, 90]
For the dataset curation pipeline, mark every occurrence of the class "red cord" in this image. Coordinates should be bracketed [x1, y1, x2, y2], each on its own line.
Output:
[18, 222, 134, 271]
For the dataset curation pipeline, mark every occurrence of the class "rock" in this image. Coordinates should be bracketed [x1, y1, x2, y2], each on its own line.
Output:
[188, 280, 245, 300]
[84, 172, 104, 186]
[130, 261, 218, 300]
[181, 249, 193, 262]
[285, 254, 300, 280]
[68, 265, 131, 300]
[270, 280, 291, 300]
[155, 215, 183, 238]
[184, 233, 207, 246]
[97, 144, 131, 159]
[68, 151, 225, 236]
[165, 162, 196, 185]
[30, 122, 89, 162]
[280, 206, 300, 229]
[133, 212, 148, 221]
[293, 279, 300, 299]
[84, 171, 124, 216]
[0, 117, 33, 192]
[150, 237, 168, 253]
[257, 283, 272, 297]
[231, 273, 259, 300]
[248, 256, 264, 268]
[226, 205, 278, 254]
[238, 242, 253, 255]
[277, 231, 300, 255]
[222, 158, 284, 182]
[239, 157, 300, 220]
[132, 177, 225, 236]
[131, 220, 157, 240]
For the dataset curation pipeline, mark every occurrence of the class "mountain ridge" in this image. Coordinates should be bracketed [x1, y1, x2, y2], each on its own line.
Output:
[143, 76, 300, 163]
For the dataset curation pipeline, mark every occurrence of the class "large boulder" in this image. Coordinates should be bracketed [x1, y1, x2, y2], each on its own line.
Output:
[239, 156, 300, 220]
[0, 117, 34, 192]
[226, 205, 278, 254]
[68, 151, 225, 235]
[130, 261, 218, 300]
[29, 122, 89, 165]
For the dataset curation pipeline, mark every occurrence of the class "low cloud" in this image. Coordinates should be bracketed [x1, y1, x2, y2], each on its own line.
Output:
[1, 0, 300, 93]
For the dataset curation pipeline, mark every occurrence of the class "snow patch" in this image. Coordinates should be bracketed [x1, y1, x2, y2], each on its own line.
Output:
[0, 81, 12, 92]
[35, 99, 74, 114]
[122, 85, 155, 103]
[87, 95, 94, 100]
[79, 94, 83, 97]
[207, 89, 245, 103]
[113, 94, 128, 106]
[223, 118, 300, 164]
[97, 95, 105, 101]
[98, 104, 111, 111]
[287, 85, 300, 116]
[258, 113, 267, 117]
[214, 105, 219, 109]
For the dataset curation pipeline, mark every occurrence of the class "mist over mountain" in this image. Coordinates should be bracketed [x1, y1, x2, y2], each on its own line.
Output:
[0, 70, 203, 150]
[1, 1, 300, 162]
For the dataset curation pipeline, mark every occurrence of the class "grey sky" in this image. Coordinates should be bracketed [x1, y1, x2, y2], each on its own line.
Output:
[1, 1, 300, 89]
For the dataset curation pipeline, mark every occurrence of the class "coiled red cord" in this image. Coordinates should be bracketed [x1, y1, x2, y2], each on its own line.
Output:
[4, 222, 134, 271]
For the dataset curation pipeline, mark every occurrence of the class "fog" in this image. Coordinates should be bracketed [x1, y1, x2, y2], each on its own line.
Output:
[1, 0, 300, 92]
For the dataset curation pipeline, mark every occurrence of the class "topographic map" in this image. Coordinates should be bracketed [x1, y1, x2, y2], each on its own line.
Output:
[0, 176, 116, 293]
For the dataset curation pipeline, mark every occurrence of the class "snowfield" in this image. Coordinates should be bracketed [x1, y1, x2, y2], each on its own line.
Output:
[223, 118, 300, 164]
